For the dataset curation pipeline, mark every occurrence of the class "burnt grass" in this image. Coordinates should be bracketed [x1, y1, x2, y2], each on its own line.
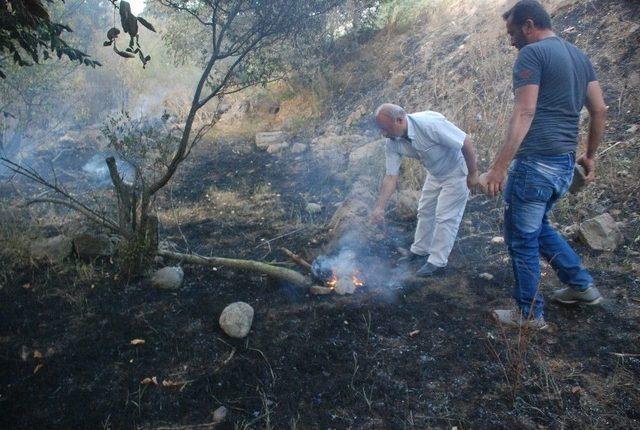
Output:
[1, 141, 639, 429]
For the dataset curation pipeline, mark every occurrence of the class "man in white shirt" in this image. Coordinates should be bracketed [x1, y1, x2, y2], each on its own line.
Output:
[370, 103, 479, 276]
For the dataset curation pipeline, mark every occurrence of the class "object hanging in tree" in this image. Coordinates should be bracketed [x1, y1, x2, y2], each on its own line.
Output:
[104, 1, 156, 67]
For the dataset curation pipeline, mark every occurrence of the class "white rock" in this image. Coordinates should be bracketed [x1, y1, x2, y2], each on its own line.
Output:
[579, 213, 624, 251]
[490, 236, 505, 245]
[255, 131, 287, 149]
[219, 302, 254, 338]
[479, 272, 494, 281]
[306, 203, 323, 214]
[213, 406, 228, 423]
[151, 266, 184, 290]
[30, 235, 72, 264]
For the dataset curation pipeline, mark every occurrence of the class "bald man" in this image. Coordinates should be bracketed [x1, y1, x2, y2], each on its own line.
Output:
[371, 103, 479, 277]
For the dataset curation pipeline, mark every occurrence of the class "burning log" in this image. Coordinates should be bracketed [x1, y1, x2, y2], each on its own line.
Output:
[311, 250, 366, 295]
[157, 249, 311, 288]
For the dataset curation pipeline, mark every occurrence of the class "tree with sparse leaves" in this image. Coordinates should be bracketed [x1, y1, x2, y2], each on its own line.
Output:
[3, 0, 345, 276]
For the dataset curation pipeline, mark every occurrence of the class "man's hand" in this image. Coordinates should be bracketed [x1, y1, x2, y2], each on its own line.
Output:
[479, 168, 507, 198]
[370, 207, 385, 225]
[467, 172, 480, 193]
[577, 154, 596, 183]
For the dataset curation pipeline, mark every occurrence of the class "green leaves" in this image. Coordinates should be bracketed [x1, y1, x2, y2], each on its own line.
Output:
[0, 0, 102, 78]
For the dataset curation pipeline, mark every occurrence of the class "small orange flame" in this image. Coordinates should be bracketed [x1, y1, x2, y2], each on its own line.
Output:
[325, 269, 364, 290]
[326, 271, 338, 289]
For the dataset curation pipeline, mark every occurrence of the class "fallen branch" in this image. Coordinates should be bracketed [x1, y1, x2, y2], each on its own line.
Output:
[213, 348, 236, 374]
[280, 247, 312, 272]
[608, 352, 640, 358]
[158, 249, 311, 288]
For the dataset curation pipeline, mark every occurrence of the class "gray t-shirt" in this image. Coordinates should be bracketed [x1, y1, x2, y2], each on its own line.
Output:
[513, 36, 597, 157]
[385, 111, 467, 179]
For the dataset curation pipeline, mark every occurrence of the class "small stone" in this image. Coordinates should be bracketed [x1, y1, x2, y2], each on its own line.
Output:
[310, 285, 332, 295]
[219, 302, 254, 338]
[562, 224, 580, 239]
[479, 272, 494, 281]
[306, 203, 323, 214]
[569, 164, 587, 194]
[290, 142, 308, 154]
[266, 142, 289, 154]
[490, 236, 505, 245]
[151, 266, 184, 290]
[213, 406, 228, 423]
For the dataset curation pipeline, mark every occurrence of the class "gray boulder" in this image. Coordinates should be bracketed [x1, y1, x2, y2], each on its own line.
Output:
[255, 131, 288, 149]
[151, 266, 184, 290]
[73, 232, 114, 259]
[219, 302, 254, 338]
[578, 213, 624, 251]
[30, 235, 72, 264]
[310, 133, 367, 170]
[347, 138, 386, 179]
[290, 142, 308, 154]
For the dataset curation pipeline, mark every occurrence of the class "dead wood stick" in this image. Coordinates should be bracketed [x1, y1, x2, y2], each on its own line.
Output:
[280, 247, 312, 272]
[213, 348, 236, 374]
[152, 423, 220, 430]
[608, 352, 640, 358]
[158, 249, 311, 288]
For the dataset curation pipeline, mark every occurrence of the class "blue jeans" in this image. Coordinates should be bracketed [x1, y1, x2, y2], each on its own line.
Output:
[503, 153, 593, 318]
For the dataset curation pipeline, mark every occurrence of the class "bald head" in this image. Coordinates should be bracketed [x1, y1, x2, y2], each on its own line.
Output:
[374, 103, 407, 139]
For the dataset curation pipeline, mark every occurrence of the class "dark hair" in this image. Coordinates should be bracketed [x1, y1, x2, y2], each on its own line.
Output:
[502, 0, 552, 29]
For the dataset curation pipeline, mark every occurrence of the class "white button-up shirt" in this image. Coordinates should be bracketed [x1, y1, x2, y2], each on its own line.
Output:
[385, 111, 467, 179]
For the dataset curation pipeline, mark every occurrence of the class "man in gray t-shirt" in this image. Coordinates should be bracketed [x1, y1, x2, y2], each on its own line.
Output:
[480, 0, 607, 329]
[371, 103, 479, 277]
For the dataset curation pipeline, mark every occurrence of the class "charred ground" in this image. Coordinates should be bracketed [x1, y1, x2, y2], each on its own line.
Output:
[1, 134, 639, 429]
[1, 0, 640, 428]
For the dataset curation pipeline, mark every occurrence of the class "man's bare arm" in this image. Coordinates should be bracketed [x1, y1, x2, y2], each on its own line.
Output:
[370, 174, 398, 224]
[481, 84, 539, 197]
[578, 81, 607, 181]
[461, 135, 479, 190]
